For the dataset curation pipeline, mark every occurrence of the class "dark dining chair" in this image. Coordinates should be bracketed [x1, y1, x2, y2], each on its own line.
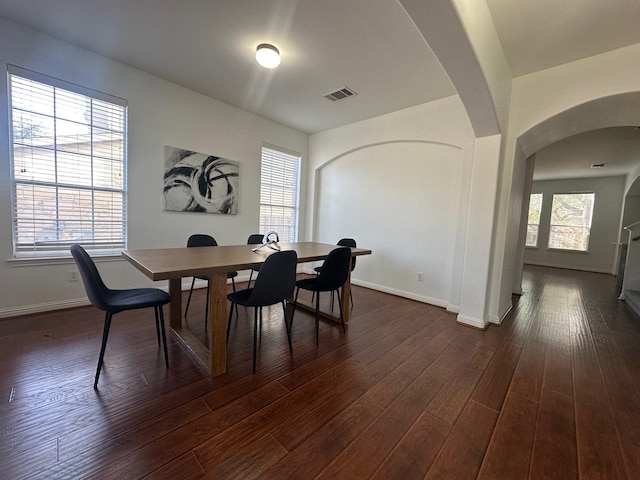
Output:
[226, 250, 298, 373]
[246, 233, 264, 288]
[70, 244, 170, 389]
[292, 246, 351, 345]
[313, 238, 356, 308]
[184, 234, 238, 329]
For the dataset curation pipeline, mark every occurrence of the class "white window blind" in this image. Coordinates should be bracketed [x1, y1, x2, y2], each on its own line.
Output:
[8, 65, 127, 258]
[259, 146, 301, 243]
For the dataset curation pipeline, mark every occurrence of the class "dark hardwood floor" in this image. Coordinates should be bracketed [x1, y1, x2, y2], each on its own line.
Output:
[2, 266, 640, 479]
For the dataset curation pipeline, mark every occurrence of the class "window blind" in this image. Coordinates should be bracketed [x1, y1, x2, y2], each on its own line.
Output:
[8, 65, 128, 257]
[259, 146, 301, 243]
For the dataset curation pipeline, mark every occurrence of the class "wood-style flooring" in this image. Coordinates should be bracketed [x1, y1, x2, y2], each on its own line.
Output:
[2, 266, 640, 479]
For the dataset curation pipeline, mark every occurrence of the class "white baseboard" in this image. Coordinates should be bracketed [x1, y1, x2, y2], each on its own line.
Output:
[488, 302, 512, 325]
[351, 279, 449, 309]
[456, 314, 487, 329]
[0, 298, 91, 318]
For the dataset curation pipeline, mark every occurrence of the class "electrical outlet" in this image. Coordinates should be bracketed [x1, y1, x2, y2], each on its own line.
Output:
[67, 270, 80, 282]
[417, 272, 423, 281]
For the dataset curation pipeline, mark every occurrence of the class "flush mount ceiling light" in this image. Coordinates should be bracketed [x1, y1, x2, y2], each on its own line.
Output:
[255, 43, 280, 69]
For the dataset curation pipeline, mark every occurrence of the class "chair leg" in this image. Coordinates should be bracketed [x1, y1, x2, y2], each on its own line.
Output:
[350, 289, 354, 309]
[252, 308, 259, 374]
[227, 301, 235, 343]
[259, 307, 263, 344]
[154, 306, 161, 346]
[158, 306, 169, 367]
[204, 280, 210, 330]
[336, 291, 346, 333]
[231, 276, 236, 292]
[315, 291, 320, 345]
[184, 278, 196, 317]
[282, 301, 293, 354]
[291, 287, 300, 327]
[248, 270, 254, 289]
[94, 312, 113, 389]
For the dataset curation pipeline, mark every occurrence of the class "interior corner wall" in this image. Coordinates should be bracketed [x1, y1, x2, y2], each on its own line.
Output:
[0, 17, 308, 316]
[524, 176, 626, 274]
[308, 98, 475, 311]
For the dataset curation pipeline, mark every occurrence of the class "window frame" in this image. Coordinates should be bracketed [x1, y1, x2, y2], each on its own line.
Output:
[8, 65, 128, 259]
[258, 144, 301, 243]
[547, 192, 595, 252]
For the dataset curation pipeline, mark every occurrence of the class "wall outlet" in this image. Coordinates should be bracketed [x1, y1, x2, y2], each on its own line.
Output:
[417, 272, 423, 281]
[67, 270, 80, 282]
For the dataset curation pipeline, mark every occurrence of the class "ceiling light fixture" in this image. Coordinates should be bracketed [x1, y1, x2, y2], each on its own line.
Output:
[255, 43, 280, 69]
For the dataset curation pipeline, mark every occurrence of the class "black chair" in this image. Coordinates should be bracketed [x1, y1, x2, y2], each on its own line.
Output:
[313, 238, 357, 308]
[184, 234, 237, 329]
[70, 244, 170, 389]
[226, 250, 298, 373]
[247, 233, 264, 288]
[292, 246, 351, 345]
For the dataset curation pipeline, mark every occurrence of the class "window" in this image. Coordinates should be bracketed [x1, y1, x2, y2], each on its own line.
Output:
[548, 193, 595, 251]
[9, 66, 127, 258]
[526, 193, 543, 247]
[259, 145, 301, 242]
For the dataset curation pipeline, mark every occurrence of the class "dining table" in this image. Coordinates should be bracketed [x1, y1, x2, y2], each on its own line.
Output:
[122, 241, 372, 376]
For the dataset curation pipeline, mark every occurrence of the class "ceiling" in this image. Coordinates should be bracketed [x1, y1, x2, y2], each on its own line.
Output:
[533, 127, 640, 182]
[0, 0, 639, 179]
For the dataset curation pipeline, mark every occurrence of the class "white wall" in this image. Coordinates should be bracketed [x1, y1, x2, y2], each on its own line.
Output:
[308, 98, 476, 313]
[0, 17, 308, 316]
[524, 176, 625, 274]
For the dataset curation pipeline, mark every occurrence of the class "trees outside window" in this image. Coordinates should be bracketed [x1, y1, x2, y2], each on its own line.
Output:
[548, 193, 595, 251]
[526, 193, 543, 247]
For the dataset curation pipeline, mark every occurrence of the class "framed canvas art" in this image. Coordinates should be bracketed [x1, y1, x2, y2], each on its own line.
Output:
[163, 146, 239, 214]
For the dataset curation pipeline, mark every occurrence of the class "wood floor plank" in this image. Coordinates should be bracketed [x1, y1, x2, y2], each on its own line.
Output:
[369, 412, 450, 480]
[529, 389, 578, 480]
[573, 332, 629, 479]
[142, 452, 205, 480]
[477, 392, 538, 480]
[424, 400, 498, 480]
[471, 340, 523, 411]
[255, 398, 384, 480]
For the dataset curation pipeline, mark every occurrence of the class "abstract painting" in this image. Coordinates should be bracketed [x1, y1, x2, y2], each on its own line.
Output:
[163, 146, 239, 214]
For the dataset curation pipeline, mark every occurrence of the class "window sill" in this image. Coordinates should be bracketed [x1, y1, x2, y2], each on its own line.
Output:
[546, 248, 590, 254]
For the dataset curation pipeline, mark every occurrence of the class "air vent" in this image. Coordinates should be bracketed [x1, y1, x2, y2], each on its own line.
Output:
[324, 87, 356, 102]
[591, 163, 606, 168]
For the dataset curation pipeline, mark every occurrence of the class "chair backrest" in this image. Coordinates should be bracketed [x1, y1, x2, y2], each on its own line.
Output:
[247, 250, 298, 306]
[337, 238, 357, 271]
[247, 234, 263, 245]
[187, 234, 218, 247]
[316, 247, 352, 291]
[70, 244, 110, 311]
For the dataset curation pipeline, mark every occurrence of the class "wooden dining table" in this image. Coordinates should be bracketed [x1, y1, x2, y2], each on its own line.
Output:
[122, 241, 371, 376]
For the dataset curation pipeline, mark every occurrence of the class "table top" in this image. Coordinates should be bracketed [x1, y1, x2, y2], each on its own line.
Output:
[122, 241, 372, 281]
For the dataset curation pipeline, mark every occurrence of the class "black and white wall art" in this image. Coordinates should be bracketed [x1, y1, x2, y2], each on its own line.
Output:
[163, 146, 239, 214]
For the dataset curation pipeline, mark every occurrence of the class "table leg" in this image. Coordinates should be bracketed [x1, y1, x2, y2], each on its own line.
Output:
[208, 273, 228, 375]
[168, 278, 182, 329]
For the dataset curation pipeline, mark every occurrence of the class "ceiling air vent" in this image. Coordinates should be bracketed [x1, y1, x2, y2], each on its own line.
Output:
[591, 163, 606, 168]
[324, 87, 356, 102]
